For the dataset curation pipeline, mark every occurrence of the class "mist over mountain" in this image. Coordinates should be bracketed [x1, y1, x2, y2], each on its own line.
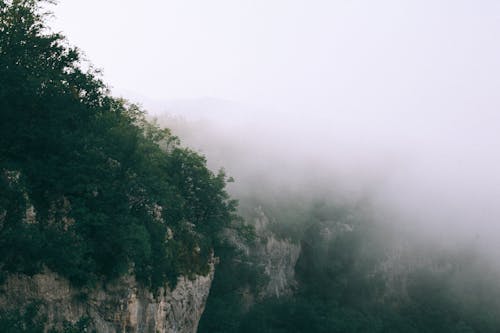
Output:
[67, 0, 500, 253]
[3, 0, 500, 332]
[136, 96, 500, 332]
[138, 96, 500, 254]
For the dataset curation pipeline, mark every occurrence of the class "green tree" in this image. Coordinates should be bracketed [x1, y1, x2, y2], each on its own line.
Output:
[0, 0, 239, 289]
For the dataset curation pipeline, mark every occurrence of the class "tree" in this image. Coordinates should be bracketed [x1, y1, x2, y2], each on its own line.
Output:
[0, 0, 238, 288]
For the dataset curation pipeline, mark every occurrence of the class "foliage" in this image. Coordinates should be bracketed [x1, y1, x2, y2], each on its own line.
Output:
[198, 221, 267, 333]
[0, 303, 94, 333]
[201, 198, 500, 332]
[54, 318, 95, 333]
[0, 303, 45, 333]
[0, 0, 238, 289]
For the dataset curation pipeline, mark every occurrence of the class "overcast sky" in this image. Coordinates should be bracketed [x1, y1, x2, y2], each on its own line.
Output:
[49, 0, 500, 114]
[48, 1, 500, 247]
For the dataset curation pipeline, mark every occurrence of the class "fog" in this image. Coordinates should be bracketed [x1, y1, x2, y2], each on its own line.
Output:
[49, 1, 500, 254]
[147, 97, 500, 250]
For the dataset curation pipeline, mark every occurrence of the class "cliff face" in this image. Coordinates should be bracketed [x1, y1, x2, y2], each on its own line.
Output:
[0, 267, 214, 333]
[0, 170, 217, 332]
[252, 206, 301, 298]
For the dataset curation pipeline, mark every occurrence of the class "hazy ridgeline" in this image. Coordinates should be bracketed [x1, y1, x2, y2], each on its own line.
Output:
[50, 0, 500, 261]
[145, 99, 500, 332]
[49, 0, 500, 254]
[148, 97, 500, 255]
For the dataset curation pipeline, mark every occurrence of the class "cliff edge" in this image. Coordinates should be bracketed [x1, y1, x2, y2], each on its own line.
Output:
[0, 266, 214, 333]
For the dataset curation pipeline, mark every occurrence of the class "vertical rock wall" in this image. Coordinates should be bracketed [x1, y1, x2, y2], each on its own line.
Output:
[0, 266, 214, 333]
[253, 206, 301, 298]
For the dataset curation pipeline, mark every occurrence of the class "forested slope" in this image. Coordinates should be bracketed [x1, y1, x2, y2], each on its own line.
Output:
[0, 0, 238, 292]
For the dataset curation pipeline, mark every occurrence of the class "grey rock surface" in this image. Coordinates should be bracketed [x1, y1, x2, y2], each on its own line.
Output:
[253, 206, 301, 298]
[0, 266, 214, 333]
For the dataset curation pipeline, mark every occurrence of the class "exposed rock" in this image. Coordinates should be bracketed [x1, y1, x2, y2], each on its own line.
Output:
[260, 235, 301, 297]
[373, 241, 458, 303]
[253, 206, 301, 298]
[0, 266, 214, 333]
[0, 169, 215, 332]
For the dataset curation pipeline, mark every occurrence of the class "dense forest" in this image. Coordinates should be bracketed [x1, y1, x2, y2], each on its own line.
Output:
[199, 196, 500, 333]
[3, 1, 500, 332]
[0, 0, 242, 292]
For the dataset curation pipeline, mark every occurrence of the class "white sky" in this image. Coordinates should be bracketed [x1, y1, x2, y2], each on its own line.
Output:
[49, 0, 500, 115]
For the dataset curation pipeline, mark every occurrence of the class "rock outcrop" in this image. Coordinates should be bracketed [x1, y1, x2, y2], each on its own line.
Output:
[253, 206, 301, 298]
[0, 266, 214, 333]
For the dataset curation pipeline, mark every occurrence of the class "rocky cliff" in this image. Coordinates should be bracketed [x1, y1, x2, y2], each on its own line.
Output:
[0, 266, 214, 333]
[252, 206, 301, 298]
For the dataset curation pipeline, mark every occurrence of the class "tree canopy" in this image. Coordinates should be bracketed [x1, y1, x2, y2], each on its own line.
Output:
[0, 0, 238, 288]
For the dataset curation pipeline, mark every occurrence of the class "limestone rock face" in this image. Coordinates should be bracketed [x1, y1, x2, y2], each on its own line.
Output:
[253, 206, 301, 298]
[260, 235, 301, 298]
[0, 267, 214, 333]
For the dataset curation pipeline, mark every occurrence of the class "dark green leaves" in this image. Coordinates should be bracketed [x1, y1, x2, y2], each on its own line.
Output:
[0, 0, 238, 289]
